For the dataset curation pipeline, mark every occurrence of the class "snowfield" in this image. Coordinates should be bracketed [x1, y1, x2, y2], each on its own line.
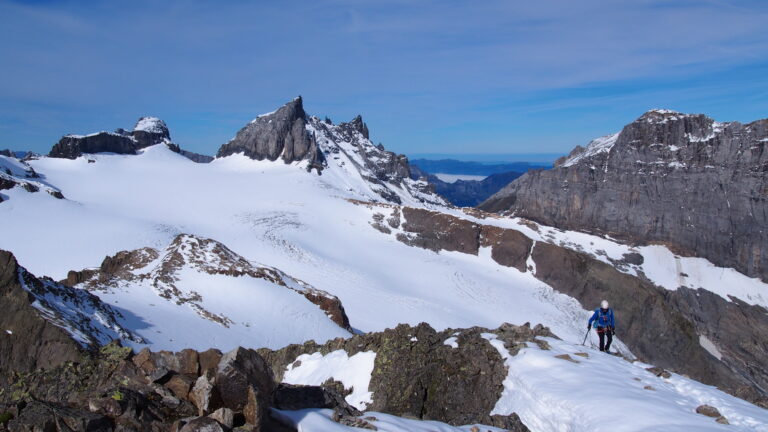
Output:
[272, 336, 767, 432]
[486, 337, 768, 432]
[1, 142, 767, 430]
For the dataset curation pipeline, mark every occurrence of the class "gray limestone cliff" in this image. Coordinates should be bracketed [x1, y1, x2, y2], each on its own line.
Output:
[481, 109, 768, 282]
[216, 97, 324, 172]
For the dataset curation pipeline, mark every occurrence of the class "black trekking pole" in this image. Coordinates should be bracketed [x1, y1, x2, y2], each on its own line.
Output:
[581, 327, 590, 346]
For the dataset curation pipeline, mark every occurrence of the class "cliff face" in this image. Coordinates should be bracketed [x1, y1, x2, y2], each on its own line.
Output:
[481, 110, 768, 282]
[216, 97, 324, 172]
[49, 117, 176, 159]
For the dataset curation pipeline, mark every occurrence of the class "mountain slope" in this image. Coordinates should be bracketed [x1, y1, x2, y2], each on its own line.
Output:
[1, 101, 767, 409]
[481, 109, 768, 282]
[0, 250, 140, 378]
[64, 234, 352, 351]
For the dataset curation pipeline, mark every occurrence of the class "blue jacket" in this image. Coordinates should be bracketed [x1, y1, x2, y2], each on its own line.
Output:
[589, 308, 615, 329]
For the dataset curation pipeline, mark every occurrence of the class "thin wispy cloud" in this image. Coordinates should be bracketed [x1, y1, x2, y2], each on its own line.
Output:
[1, 0, 766, 155]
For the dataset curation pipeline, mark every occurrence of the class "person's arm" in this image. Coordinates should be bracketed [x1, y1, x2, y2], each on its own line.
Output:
[588, 310, 598, 329]
[610, 310, 616, 332]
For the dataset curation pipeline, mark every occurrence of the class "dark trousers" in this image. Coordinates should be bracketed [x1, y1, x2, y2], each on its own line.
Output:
[597, 327, 613, 352]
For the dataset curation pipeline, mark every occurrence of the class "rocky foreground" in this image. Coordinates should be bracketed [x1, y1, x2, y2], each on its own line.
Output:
[0, 247, 536, 431]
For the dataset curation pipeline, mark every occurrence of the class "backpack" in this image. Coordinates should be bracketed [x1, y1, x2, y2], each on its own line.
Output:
[592, 308, 613, 328]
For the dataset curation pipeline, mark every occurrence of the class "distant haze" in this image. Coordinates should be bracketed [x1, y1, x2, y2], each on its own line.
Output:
[408, 153, 561, 164]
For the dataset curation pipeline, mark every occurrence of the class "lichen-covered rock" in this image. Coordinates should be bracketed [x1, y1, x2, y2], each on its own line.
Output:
[7, 400, 113, 432]
[208, 407, 235, 429]
[259, 322, 544, 429]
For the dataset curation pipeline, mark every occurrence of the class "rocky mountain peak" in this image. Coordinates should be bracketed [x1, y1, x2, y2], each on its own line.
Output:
[216, 97, 324, 172]
[133, 116, 170, 136]
[345, 115, 370, 139]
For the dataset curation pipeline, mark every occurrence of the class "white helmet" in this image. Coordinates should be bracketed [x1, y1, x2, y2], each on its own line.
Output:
[601, 300, 609, 309]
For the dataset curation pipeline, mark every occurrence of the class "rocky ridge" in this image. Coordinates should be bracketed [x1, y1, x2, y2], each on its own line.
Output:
[216, 97, 444, 205]
[48, 117, 212, 163]
[65, 234, 352, 333]
[0, 153, 64, 201]
[481, 109, 768, 282]
[0, 251, 141, 381]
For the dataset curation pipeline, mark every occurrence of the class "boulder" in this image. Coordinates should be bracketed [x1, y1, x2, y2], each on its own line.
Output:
[199, 349, 223, 375]
[191, 372, 222, 416]
[216, 347, 275, 427]
[695, 404, 722, 418]
[208, 407, 235, 429]
[165, 374, 196, 400]
[179, 416, 226, 432]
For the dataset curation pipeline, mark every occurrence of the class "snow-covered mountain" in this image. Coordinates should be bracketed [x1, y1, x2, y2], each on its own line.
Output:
[65, 233, 351, 351]
[0, 100, 767, 430]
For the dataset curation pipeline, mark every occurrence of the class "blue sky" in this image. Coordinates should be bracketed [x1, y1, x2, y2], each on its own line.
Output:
[1, 0, 767, 159]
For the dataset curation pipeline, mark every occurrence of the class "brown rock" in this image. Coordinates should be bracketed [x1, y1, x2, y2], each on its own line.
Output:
[554, 354, 580, 363]
[199, 348, 223, 374]
[191, 372, 222, 416]
[165, 374, 196, 400]
[177, 349, 200, 375]
[179, 416, 226, 432]
[216, 347, 275, 427]
[209, 407, 235, 429]
[646, 367, 672, 379]
[696, 404, 722, 418]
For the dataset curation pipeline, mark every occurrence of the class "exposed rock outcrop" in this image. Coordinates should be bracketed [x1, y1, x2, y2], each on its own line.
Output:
[1, 152, 64, 200]
[216, 97, 325, 172]
[257, 322, 541, 429]
[216, 97, 445, 205]
[371, 205, 768, 407]
[0, 250, 141, 386]
[48, 116, 207, 162]
[66, 234, 352, 332]
[481, 110, 768, 282]
[49, 132, 138, 159]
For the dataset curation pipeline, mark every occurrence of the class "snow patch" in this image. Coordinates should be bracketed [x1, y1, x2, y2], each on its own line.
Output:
[133, 117, 167, 134]
[272, 408, 507, 432]
[699, 335, 723, 361]
[444, 336, 459, 348]
[561, 133, 619, 167]
[484, 335, 768, 432]
[283, 350, 376, 410]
